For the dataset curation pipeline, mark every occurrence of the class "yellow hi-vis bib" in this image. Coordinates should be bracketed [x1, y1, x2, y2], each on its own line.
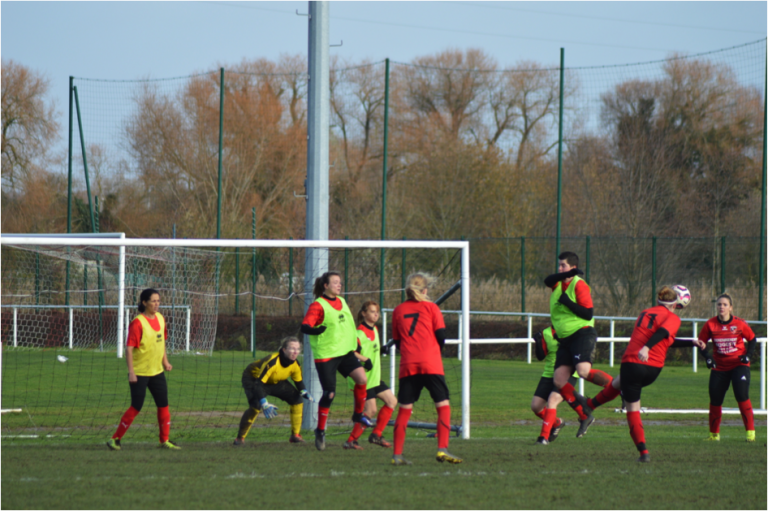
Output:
[132, 313, 165, 376]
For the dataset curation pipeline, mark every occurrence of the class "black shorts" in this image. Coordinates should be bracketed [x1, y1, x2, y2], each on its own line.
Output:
[620, 362, 662, 403]
[709, 366, 751, 406]
[129, 372, 168, 411]
[242, 376, 302, 409]
[314, 351, 362, 394]
[398, 374, 449, 405]
[533, 375, 578, 400]
[554, 327, 598, 369]
[366, 381, 390, 400]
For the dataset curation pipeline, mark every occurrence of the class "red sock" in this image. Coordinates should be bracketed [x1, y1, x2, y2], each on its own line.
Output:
[353, 384, 367, 414]
[560, 383, 587, 420]
[589, 384, 621, 410]
[627, 411, 647, 454]
[157, 406, 171, 443]
[533, 409, 546, 420]
[436, 405, 451, 449]
[348, 422, 366, 442]
[113, 406, 140, 440]
[539, 408, 558, 439]
[738, 400, 755, 431]
[373, 405, 394, 437]
[393, 407, 412, 455]
[709, 404, 722, 434]
[586, 369, 613, 387]
[317, 406, 330, 431]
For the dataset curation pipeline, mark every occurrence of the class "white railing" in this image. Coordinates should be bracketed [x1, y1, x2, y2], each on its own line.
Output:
[2, 304, 192, 354]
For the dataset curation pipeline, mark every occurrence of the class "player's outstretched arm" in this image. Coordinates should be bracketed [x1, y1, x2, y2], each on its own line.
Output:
[544, 268, 583, 288]
[533, 332, 546, 361]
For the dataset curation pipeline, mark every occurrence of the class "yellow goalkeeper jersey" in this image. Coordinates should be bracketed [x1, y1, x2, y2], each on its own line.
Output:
[243, 352, 303, 386]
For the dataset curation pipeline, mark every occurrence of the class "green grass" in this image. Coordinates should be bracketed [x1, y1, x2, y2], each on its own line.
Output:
[2, 349, 767, 509]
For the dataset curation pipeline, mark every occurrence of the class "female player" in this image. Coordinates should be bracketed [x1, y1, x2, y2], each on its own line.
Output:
[300, 271, 370, 451]
[390, 273, 462, 465]
[698, 293, 757, 442]
[107, 288, 179, 450]
[233, 337, 313, 446]
[343, 301, 397, 450]
[583, 285, 704, 462]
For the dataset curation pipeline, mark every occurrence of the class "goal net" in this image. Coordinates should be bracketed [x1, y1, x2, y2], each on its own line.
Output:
[1, 236, 470, 443]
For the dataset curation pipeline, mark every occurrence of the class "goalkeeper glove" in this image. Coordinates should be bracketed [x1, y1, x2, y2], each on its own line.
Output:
[259, 398, 279, 419]
[300, 390, 314, 402]
[705, 358, 716, 370]
[363, 359, 373, 371]
[740, 354, 750, 364]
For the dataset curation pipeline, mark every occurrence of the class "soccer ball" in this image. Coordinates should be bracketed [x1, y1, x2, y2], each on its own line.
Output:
[672, 285, 691, 309]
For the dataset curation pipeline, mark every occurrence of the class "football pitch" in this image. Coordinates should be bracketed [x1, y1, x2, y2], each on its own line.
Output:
[2, 358, 766, 509]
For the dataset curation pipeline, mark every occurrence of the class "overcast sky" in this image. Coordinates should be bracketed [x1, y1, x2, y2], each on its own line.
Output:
[2, 1, 766, 131]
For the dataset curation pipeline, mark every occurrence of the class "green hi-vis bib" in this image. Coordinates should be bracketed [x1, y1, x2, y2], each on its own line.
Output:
[541, 327, 578, 379]
[309, 296, 357, 360]
[348, 327, 381, 391]
[549, 276, 595, 338]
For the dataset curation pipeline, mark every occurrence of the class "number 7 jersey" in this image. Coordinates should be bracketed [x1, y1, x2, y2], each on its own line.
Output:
[621, 305, 682, 368]
[392, 299, 446, 378]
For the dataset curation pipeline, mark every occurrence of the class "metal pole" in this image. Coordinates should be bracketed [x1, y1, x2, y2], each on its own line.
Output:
[303, 0, 331, 429]
[585, 235, 591, 283]
[66, 77, 74, 306]
[652, 236, 657, 307]
[252, 208, 257, 356]
[380, 58, 391, 311]
[235, 246, 240, 315]
[720, 236, 726, 294]
[13, 308, 17, 347]
[73, 86, 95, 234]
[609, 320, 615, 367]
[555, 48, 565, 265]
[217, 68, 224, 240]
[69, 308, 74, 349]
[288, 237, 293, 317]
[95, 196, 103, 351]
[760, 60, 767, 323]
[527, 315, 532, 364]
[692, 321, 698, 373]
[521, 236, 526, 313]
[401, 237, 406, 304]
[117, 233, 125, 358]
[344, 235, 349, 302]
[460, 243, 471, 439]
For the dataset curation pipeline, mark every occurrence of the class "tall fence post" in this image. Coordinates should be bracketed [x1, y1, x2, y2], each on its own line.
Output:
[65, 76, 74, 306]
[251, 208, 256, 357]
[73, 86, 95, 234]
[380, 58, 391, 309]
[288, 237, 293, 316]
[555, 47, 565, 266]
[760, 61, 767, 323]
[235, 245, 240, 315]
[652, 236, 657, 307]
[585, 235, 591, 283]
[344, 235, 349, 302]
[520, 236, 526, 313]
[720, 236, 726, 294]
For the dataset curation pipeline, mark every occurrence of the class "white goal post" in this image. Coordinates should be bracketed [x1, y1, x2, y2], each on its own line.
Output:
[1, 236, 473, 439]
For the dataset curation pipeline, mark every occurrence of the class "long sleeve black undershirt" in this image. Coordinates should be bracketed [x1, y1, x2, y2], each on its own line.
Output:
[644, 328, 670, 349]
[557, 293, 594, 321]
[534, 332, 546, 361]
[435, 328, 447, 350]
[543, 268, 584, 288]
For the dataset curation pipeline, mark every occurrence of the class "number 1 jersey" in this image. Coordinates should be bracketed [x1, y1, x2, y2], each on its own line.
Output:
[621, 305, 682, 368]
[392, 299, 446, 378]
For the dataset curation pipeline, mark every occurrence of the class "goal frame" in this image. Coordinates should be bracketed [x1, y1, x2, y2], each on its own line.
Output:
[0, 236, 472, 439]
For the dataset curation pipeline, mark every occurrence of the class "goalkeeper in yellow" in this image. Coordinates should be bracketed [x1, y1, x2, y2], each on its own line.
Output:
[233, 337, 313, 445]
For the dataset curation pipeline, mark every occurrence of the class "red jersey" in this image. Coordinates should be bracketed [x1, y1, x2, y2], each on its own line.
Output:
[392, 299, 446, 378]
[301, 296, 343, 327]
[127, 315, 169, 348]
[698, 316, 755, 372]
[622, 305, 682, 368]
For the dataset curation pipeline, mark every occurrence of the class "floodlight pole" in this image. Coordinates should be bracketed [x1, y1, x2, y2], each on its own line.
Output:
[303, 0, 330, 430]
